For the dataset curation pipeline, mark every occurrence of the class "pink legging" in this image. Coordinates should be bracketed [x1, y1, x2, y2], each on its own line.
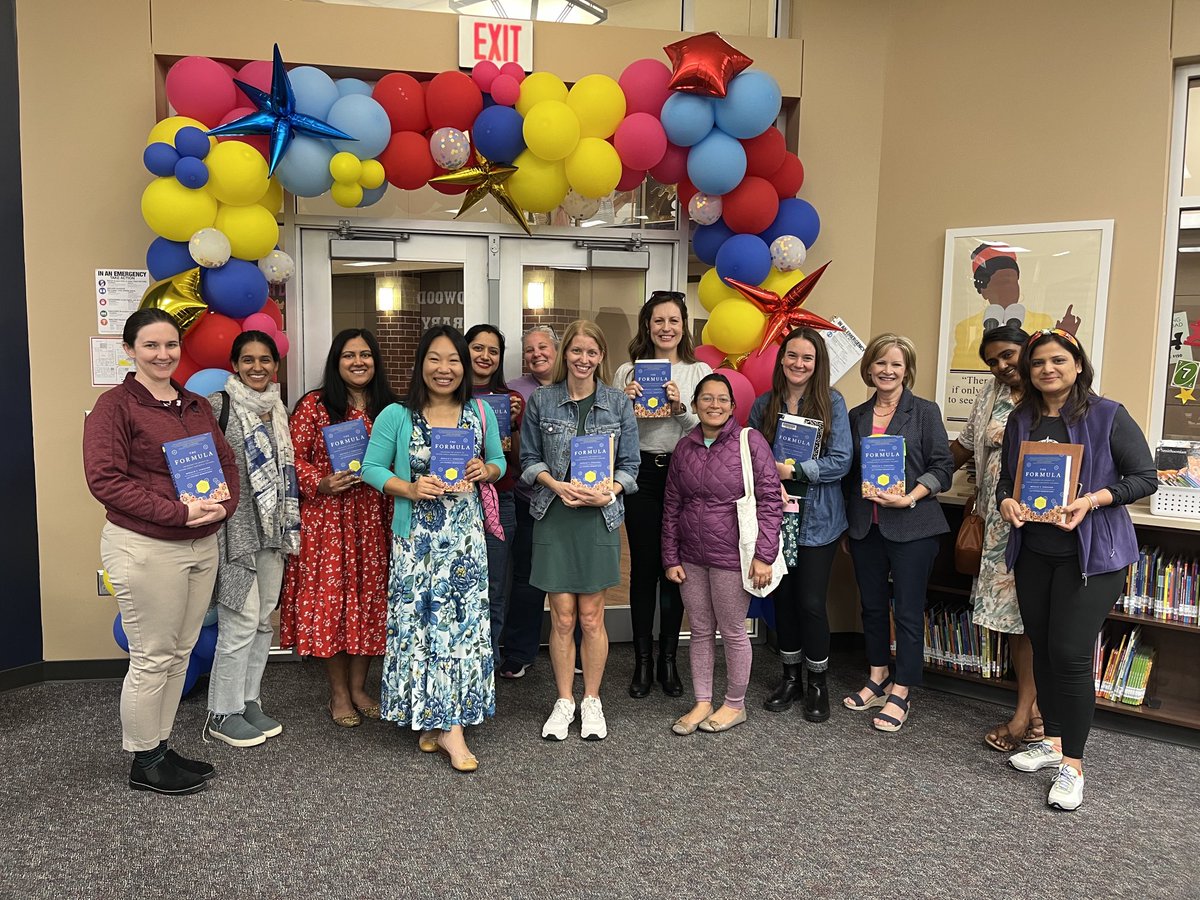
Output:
[679, 562, 753, 709]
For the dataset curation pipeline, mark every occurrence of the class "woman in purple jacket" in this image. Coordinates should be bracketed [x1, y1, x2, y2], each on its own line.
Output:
[662, 373, 783, 734]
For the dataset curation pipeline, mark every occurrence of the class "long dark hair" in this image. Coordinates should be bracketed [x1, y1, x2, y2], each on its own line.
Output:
[406, 325, 472, 410]
[1017, 329, 1094, 426]
[312, 328, 397, 422]
[626, 292, 697, 364]
[759, 328, 834, 449]
[978, 324, 1029, 362]
[465, 323, 508, 392]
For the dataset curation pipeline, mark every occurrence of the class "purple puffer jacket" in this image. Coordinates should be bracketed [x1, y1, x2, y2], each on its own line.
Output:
[662, 417, 783, 572]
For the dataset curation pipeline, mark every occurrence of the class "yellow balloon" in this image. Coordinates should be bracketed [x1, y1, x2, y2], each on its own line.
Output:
[331, 181, 364, 208]
[707, 298, 767, 355]
[214, 203, 280, 261]
[508, 149, 570, 214]
[141, 177, 218, 242]
[330, 151, 363, 185]
[698, 267, 742, 313]
[701, 322, 712, 345]
[523, 100, 580, 162]
[564, 137, 621, 199]
[146, 115, 215, 150]
[359, 159, 386, 190]
[761, 267, 807, 296]
[205, 141, 269, 206]
[515, 72, 568, 116]
[566, 74, 627, 139]
[139, 268, 207, 335]
[258, 178, 284, 214]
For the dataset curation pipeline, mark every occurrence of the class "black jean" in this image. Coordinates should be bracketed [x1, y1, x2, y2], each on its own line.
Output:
[1013, 548, 1123, 760]
[773, 539, 838, 668]
[623, 453, 683, 649]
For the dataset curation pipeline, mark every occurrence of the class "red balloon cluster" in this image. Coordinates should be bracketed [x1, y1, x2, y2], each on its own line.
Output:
[175, 298, 283, 384]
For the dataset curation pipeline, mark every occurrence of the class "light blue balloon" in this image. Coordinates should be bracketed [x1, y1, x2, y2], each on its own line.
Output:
[327, 94, 391, 159]
[713, 70, 783, 140]
[687, 130, 747, 196]
[358, 182, 389, 208]
[336, 77, 374, 98]
[275, 135, 335, 197]
[186, 368, 232, 397]
[660, 93, 715, 148]
[289, 66, 340, 120]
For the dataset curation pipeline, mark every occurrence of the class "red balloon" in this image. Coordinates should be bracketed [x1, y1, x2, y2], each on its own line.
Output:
[165, 57, 237, 128]
[649, 142, 687, 185]
[722, 176, 780, 235]
[373, 73, 429, 133]
[743, 128, 786, 179]
[676, 175, 698, 211]
[258, 299, 284, 331]
[471, 61, 500, 92]
[618, 58, 673, 117]
[616, 165, 646, 193]
[613, 113, 667, 171]
[379, 131, 437, 190]
[663, 32, 753, 98]
[185, 311, 242, 370]
[490, 73, 521, 107]
[715, 367, 756, 425]
[425, 71, 483, 132]
[236, 60, 274, 107]
[768, 153, 805, 199]
[216, 107, 270, 159]
[173, 349, 202, 388]
[739, 343, 779, 396]
[499, 62, 526, 83]
[694, 344, 727, 370]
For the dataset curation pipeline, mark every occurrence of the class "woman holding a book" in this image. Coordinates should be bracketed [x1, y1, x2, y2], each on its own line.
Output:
[279, 329, 397, 728]
[843, 334, 954, 732]
[520, 319, 640, 741]
[613, 292, 712, 699]
[83, 307, 239, 796]
[998, 328, 1155, 811]
[362, 325, 506, 773]
[204, 331, 301, 748]
[662, 373, 782, 734]
[748, 327, 852, 722]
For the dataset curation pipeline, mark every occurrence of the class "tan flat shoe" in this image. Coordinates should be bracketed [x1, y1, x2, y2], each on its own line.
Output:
[671, 716, 701, 736]
[436, 743, 479, 773]
[418, 730, 440, 753]
[698, 708, 747, 733]
[354, 702, 382, 720]
[327, 701, 361, 729]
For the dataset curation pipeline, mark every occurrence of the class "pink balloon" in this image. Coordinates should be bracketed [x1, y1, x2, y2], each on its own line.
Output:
[499, 62, 526, 83]
[739, 343, 779, 396]
[275, 332, 291, 358]
[490, 74, 521, 107]
[165, 56, 237, 128]
[216, 107, 270, 159]
[649, 142, 688, 185]
[472, 60, 500, 92]
[619, 58, 673, 118]
[241, 313, 278, 334]
[216, 61, 238, 79]
[236, 61, 274, 106]
[616, 164, 646, 192]
[716, 367, 756, 426]
[694, 344, 727, 370]
[614, 113, 668, 171]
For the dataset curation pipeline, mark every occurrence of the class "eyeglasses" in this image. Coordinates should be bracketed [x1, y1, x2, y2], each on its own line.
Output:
[648, 290, 685, 303]
[697, 395, 733, 405]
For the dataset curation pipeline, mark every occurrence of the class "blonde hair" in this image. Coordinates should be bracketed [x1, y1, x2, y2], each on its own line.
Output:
[860, 333, 917, 390]
[551, 319, 611, 385]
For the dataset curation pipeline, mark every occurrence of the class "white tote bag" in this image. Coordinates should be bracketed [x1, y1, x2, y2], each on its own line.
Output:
[736, 428, 788, 598]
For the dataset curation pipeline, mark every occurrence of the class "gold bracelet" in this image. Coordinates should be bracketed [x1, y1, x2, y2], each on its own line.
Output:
[1086, 492, 1098, 511]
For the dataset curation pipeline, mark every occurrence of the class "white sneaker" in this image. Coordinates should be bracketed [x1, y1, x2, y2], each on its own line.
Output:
[580, 696, 607, 741]
[541, 698, 576, 741]
[1047, 764, 1084, 811]
[1008, 740, 1064, 773]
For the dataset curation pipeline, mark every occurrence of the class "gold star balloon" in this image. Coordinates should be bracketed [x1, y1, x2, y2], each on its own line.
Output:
[429, 151, 531, 236]
[139, 267, 207, 335]
[724, 262, 840, 354]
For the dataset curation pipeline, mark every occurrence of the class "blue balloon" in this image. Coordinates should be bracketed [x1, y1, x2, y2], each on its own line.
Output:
[759, 198, 821, 249]
[326, 93, 391, 158]
[336, 77, 374, 98]
[113, 613, 130, 653]
[186, 368, 232, 397]
[692, 220, 734, 266]
[174, 126, 211, 160]
[289, 65, 340, 120]
[174, 156, 209, 189]
[357, 182, 389, 208]
[471, 105, 526, 165]
[143, 142, 180, 177]
[715, 233, 772, 286]
[147, 238, 195, 280]
[275, 135, 335, 197]
[687, 130, 747, 196]
[713, 70, 783, 140]
[660, 93, 715, 148]
[482, 94, 497, 109]
[202, 258, 269, 319]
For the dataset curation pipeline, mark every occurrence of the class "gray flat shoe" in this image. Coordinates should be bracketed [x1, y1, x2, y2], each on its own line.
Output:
[698, 708, 747, 733]
[671, 717, 700, 736]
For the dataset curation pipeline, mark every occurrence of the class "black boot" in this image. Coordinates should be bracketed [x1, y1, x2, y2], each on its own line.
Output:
[629, 637, 653, 698]
[657, 651, 683, 697]
[763, 663, 802, 712]
[803, 668, 830, 722]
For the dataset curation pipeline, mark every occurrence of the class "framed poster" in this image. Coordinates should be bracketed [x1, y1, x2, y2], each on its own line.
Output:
[937, 220, 1114, 431]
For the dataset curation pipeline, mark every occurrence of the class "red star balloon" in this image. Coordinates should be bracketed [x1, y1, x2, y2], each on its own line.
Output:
[724, 262, 840, 354]
[663, 32, 753, 98]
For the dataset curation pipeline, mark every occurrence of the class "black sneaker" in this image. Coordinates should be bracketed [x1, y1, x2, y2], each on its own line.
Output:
[164, 749, 216, 781]
[498, 659, 530, 679]
[129, 758, 207, 796]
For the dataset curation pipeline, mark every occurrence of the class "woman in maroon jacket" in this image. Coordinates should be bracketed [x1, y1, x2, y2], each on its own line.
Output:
[662, 373, 782, 734]
[84, 308, 239, 797]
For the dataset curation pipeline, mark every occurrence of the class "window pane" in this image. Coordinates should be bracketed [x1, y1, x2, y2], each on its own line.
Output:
[1185, 81, 1200, 197]
[1163, 210, 1200, 440]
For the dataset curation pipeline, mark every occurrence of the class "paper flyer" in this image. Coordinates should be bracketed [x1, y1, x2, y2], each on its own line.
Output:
[96, 269, 150, 335]
[90, 337, 135, 387]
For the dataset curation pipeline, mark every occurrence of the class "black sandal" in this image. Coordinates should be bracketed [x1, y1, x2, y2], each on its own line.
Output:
[872, 693, 910, 733]
[842, 676, 893, 711]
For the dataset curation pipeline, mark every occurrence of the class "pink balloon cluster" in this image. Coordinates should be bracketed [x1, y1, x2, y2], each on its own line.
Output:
[240, 310, 290, 358]
[612, 58, 686, 191]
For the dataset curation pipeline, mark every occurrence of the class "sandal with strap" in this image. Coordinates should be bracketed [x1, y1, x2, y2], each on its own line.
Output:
[985, 723, 1022, 752]
[1021, 716, 1045, 743]
[842, 676, 894, 711]
[872, 693, 910, 733]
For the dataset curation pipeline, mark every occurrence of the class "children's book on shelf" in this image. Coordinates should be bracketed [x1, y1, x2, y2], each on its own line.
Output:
[480, 393, 513, 451]
[632, 360, 672, 418]
[163, 433, 231, 502]
[570, 433, 614, 493]
[322, 419, 369, 476]
[1013, 440, 1083, 524]
[860, 434, 905, 498]
[774, 414, 823, 475]
[1118, 546, 1199, 624]
[1093, 625, 1153, 706]
[1154, 440, 1200, 487]
[429, 427, 475, 492]
[921, 603, 1009, 680]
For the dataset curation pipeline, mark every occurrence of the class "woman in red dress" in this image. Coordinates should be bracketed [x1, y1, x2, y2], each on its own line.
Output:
[280, 329, 398, 726]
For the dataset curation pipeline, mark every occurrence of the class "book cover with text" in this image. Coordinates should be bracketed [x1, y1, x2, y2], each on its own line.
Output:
[774, 414, 824, 468]
[860, 434, 905, 498]
[570, 433, 614, 493]
[633, 360, 672, 418]
[322, 419, 369, 476]
[430, 427, 475, 492]
[1017, 450, 1073, 524]
[480, 394, 513, 451]
[163, 433, 231, 502]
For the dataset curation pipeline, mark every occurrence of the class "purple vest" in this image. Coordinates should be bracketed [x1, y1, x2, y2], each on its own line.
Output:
[1002, 397, 1139, 577]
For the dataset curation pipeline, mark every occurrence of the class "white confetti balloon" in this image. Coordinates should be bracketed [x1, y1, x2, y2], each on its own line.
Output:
[770, 235, 808, 272]
[257, 249, 295, 284]
[688, 192, 723, 226]
[429, 127, 470, 171]
[188, 227, 231, 269]
[561, 190, 601, 220]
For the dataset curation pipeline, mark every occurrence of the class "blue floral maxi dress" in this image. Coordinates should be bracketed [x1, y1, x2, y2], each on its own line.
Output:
[381, 407, 496, 730]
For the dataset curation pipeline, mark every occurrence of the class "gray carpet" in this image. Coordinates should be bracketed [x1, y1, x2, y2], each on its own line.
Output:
[0, 647, 1196, 899]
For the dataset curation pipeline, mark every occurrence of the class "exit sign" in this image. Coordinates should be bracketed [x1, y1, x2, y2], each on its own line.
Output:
[458, 16, 533, 71]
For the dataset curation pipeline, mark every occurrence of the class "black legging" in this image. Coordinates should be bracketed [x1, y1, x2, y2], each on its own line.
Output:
[1013, 548, 1124, 759]
[772, 540, 838, 668]
[623, 455, 682, 647]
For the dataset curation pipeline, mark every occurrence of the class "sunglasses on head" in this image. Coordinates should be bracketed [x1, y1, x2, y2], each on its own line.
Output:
[1029, 328, 1080, 350]
[648, 290, 685, 303]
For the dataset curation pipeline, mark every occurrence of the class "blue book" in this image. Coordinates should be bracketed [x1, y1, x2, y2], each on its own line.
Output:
[1015, 441, 1082, 524]
[480, 393, 513, 451]
[633, 359, 672, 418]
[774, 414, 823, 469]
[162, 433, 230, 502]
[322, 419, 369, 477]
[860, 434, 906, 498]
[570, 433, 614, 493]
[430, 426, 475, 492]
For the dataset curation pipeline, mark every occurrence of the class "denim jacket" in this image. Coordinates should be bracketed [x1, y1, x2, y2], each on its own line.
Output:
[519, 380, 640, 531]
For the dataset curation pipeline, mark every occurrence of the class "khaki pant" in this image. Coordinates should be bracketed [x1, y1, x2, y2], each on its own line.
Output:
[101, 522, 218, 751]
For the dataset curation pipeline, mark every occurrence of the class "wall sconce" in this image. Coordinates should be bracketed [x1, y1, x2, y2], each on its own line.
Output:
[526, 281, 545, 310]
[376, 285, 395, 312]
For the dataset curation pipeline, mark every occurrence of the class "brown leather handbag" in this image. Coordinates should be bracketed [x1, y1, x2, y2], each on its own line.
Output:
[954, 492, 985, 575]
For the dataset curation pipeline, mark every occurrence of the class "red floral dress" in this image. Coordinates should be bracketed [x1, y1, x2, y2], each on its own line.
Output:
[279, 392, 390, 657]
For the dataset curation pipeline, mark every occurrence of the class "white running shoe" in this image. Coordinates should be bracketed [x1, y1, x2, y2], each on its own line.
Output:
[1008, 740, 1064, 773]
[1047, 764, 1084, 811]
[541, 698, 576, 741]
[580, 696, 607, 741]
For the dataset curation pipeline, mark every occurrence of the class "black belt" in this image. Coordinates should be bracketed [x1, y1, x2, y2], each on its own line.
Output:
[641, 451, 671, 468]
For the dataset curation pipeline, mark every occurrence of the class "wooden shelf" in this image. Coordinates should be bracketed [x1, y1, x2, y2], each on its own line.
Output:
[1094, 695, 1200, 729]
[1108, 610, 1200, 634]
[923, 666, 1015, 690]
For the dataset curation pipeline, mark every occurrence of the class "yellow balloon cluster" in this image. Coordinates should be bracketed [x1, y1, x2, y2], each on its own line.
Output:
[329, 152, 385, 209]
[707, 298, 767, 355]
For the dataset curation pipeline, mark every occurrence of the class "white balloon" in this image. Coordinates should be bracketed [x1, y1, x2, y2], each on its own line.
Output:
[688, 192, 723, 226]
[561, 189, 601, 220]
[258, 249, 295, 284]
[429, 127, 470, 171]
[770, 235, 807, 272]
[188, 227, 231, 269]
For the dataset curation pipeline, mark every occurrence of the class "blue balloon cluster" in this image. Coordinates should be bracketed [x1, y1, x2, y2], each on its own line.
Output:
[113, 613, 218, 697]
[705, 199, 821, 283]
[143, 126, 213, 189]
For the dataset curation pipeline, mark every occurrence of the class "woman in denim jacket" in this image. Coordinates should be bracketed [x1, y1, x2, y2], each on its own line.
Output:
[519, 320, 640, 742]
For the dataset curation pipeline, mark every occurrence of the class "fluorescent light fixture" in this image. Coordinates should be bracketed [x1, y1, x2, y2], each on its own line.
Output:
[526, 281, 545, 309]
[1052, 251, 1071, 257]
[449, 0, 607, 24]
[377, 286, 396, 312]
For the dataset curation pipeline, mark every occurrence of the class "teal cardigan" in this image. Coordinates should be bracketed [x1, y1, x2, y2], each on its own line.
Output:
[362, 400, 506, 538]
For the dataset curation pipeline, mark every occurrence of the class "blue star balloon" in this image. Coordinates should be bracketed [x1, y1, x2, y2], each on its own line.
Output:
[206, 44, 356, 175]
